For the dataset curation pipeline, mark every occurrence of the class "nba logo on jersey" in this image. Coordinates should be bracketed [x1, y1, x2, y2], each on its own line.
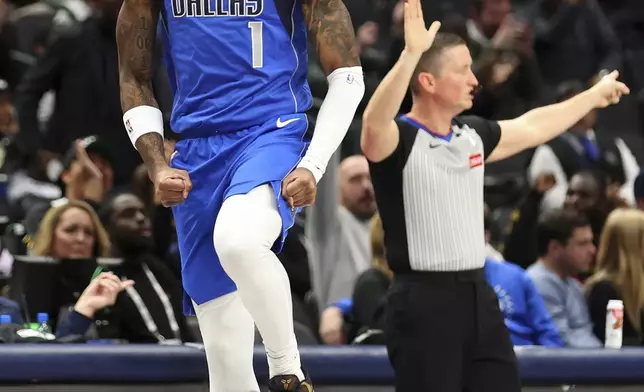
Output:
[171, 0, 263, 17]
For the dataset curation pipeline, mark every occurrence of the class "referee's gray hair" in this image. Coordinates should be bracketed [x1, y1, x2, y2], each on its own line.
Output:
[410, 33, 467, 95]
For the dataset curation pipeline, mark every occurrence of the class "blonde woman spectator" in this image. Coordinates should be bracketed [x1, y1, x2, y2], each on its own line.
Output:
[587, 208, 644, 346]
[31, 199, 110, 258]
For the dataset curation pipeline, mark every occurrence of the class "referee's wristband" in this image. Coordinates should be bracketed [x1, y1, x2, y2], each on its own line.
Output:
[123, 106, 164, 149]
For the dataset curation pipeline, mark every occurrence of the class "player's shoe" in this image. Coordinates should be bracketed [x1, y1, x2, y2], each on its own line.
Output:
[267, 369, 314, 391]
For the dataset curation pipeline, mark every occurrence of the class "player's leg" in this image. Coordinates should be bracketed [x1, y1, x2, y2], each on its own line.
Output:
[214, 184, 304, 381]
[464, 280, 522, 392]
[171, 137, 259, 392]
[193, 292, 259, 392]
[213, 114, 311, 388]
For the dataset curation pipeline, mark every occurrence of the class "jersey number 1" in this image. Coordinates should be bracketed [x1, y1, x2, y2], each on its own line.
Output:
[248, 21, 263, 69]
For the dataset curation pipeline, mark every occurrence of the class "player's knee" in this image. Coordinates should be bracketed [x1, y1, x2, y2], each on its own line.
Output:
[213, 193, 282, 269]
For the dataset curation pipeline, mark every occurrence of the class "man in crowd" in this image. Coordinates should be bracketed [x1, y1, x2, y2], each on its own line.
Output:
[527, 209, 601, 348]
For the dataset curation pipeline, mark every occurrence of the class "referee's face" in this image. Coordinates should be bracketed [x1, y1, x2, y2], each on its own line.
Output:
[432, 45, 479, 113]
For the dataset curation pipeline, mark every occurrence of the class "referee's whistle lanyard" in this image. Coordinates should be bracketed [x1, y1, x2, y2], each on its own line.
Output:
[124, 263, 182, 344]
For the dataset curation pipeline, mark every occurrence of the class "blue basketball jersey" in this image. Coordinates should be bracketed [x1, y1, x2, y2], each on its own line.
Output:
[159, 0, 312, 135]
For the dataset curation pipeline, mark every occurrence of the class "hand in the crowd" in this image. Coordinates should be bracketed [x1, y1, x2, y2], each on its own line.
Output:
[491, 15, 525, 49]
[152, 165, 192, 207]
[402, 0, 441, 54]
[590, 70, 630, 108]
[282, 168, 317, 208]
[319, 306, 345, 345]
[392, 0, 404, 27]
[535, 173, 556, 193]
[74, 272, 134, 319]
[490, 56, 519, 85]
[357, 21, 379, 51]
[75, 140, 103, 180]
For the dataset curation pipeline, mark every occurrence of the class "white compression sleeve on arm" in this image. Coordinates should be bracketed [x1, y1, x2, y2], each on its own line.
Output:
[297, 66, 365, 183]
[123, 106, 164, 149]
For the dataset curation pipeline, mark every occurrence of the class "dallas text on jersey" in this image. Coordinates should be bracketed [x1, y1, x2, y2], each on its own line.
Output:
[172, 0, 262, 17]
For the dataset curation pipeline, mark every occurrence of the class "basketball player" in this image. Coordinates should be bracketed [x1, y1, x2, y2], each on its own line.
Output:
[361, 0, 629, 390]
[115, 0, 364, 389]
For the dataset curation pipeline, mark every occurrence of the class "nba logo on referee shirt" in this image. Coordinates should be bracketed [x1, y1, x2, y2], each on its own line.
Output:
[469, 153, 482, 168]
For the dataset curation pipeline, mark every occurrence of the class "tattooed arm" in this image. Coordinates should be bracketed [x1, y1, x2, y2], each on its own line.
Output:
[302, 0, 360, 74]
[116, 0, 166, 173]
[294, 0, 364, 183]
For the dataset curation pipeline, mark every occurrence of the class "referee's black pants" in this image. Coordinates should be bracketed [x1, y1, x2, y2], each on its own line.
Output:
[384, 268, 521, 392]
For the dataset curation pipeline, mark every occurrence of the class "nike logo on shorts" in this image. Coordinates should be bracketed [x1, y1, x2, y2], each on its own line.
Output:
[277, 117, 300, 128]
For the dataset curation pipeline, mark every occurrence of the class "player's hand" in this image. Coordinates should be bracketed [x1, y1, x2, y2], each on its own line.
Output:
[590, 70, 630, 109]
[282, 168, 317, 208]
[403, 0, 441, 54]
[152, 165, 193, 207]
[74, 272, 134, 318]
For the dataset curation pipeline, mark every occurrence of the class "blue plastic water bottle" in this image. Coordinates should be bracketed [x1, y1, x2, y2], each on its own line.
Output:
[0, 314, 11, 324]
[36, 313, 52, 334]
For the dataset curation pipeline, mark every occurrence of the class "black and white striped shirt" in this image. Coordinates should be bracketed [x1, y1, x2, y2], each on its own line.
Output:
[369, 115, 501, 273]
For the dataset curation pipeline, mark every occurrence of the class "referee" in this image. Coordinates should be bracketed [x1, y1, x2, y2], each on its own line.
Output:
[360, 0, 629, 391]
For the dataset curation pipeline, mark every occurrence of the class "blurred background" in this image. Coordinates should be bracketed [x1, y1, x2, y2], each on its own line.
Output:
[0, 0, 644, 389]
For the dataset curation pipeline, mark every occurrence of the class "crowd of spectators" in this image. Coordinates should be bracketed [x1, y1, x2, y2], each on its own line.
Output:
[0, 0, 643, 351]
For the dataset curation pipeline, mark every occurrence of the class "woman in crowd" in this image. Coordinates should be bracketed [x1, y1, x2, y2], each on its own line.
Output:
[3, 200, 131, 338]
[351, 212, 392, 338]
[586, 208, 644, 346]
[31, 199, 110, 258]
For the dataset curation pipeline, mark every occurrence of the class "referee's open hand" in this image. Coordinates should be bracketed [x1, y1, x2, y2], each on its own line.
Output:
[282, 167, 317, 208]
[403, 0, 441, 54]
[152, 165, 192, 207]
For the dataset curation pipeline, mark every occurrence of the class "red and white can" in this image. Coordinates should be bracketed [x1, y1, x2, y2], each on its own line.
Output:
[605, 299, 624, 349]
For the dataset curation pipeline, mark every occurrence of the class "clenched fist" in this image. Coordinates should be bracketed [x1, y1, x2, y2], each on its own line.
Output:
[281, 167, 317, 208]
[152, 165, 192, 207]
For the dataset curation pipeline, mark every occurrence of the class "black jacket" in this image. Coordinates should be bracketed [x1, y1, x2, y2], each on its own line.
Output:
[15, 16, 172, 185]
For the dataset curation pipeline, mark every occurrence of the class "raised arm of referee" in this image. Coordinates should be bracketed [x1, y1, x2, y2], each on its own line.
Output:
[360, 0, 630, 391]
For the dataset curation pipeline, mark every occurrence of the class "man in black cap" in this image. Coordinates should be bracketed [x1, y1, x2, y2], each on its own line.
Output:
[22, 135, 117, 235]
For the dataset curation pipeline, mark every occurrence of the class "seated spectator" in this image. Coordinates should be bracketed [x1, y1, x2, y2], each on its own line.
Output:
[26, 199, 111, 328]
[485, 258, 563, 347]
[1, 271, 132, 339]
[351, 212, 391, 340]
[94, 193, 194, 343]
[54, 272, 132, 338]
[31, 199, 110, 258]
[22, 136, 117, 237]
[527, 209, 601, 348]
[563, 171, 613, 250]
[586, 209, 644, 346]
[319, 212, 388, 345]
[527, 82, 638, 211]
[308, 155, 376, 307]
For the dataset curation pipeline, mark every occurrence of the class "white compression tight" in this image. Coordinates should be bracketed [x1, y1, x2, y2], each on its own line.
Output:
[193, 293, 258, 392]
[194, 184, 303, 392]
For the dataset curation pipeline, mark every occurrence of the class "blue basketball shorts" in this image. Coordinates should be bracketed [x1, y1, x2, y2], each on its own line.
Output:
[170, 113, 310, 315]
